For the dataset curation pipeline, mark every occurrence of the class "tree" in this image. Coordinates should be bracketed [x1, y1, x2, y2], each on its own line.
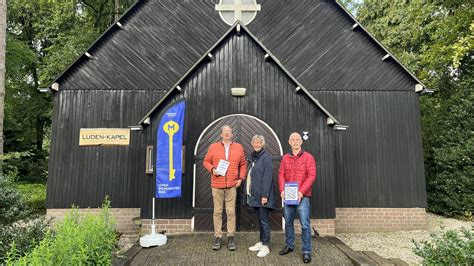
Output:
[339, 0, 362, 15]
[114, 0, 120, 21]
[0, 0, 6, 167]
[5, 0, 83, 181]
[4, 0, 135, 182]
[81, 0, 135, 28]
[352, 1, 473, 217]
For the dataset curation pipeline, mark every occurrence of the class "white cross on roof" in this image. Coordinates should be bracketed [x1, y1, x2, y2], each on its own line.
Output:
[215, 0, 261, 26]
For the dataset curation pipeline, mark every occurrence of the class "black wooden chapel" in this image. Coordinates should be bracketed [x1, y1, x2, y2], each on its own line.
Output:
[45, 0, 427, 232]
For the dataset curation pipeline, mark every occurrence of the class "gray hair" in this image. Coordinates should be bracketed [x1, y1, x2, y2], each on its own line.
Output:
[220, 124, 233, 133]
[251, 135, 266, 147]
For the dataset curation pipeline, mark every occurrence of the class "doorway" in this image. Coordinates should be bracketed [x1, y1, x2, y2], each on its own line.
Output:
[193, 114, 283, 231]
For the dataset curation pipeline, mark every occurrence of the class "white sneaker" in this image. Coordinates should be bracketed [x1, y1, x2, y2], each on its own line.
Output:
[257, 245, 270, 257]
[249, 242, 263, 251]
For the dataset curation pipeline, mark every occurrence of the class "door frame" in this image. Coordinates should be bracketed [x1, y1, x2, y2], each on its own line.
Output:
[191, 114, 284, 231]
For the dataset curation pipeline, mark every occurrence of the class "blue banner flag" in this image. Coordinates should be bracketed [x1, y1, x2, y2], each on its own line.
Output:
[156, 100, 185, 198]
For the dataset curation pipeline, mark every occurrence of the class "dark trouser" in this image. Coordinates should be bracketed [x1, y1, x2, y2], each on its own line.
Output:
[254, 207, 271, 246]
[284, 197, 312, 253]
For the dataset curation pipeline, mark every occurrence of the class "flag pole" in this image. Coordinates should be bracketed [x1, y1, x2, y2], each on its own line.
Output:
[151, 197, 156, 235]
[139, 196, 167, 247]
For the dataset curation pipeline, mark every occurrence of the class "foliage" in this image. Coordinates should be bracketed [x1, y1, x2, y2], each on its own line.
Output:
[0, 152, 32, 181]
[0, 176, 29, 225]
[352, 0, 473, 217]
[7, 198, 118, 265]
[5, 0, 135, 182]
[80, 0, 137, 29]
[15, 182, 47, 215]
[0, 176, 49, 263]
[412, 227, 474, 264]
[422, 61, 474, 217]
[1, 153, 46, 216]
[338, 0, 362, 15]
[0, 219, 50, 263]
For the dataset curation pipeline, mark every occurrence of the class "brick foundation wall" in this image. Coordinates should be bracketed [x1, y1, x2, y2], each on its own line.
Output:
[141, 219, 193, 235]
[139, 218, 336, 236]
[289, 219, 335, 236]
[46, 208, 141, 235]
[46, 207, 426, 236]
[335, 208, 427, 233]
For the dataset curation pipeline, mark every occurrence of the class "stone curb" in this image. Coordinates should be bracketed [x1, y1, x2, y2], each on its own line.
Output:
[112, 243, 142, 266]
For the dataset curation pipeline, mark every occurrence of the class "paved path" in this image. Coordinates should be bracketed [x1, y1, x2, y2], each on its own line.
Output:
[131, 232, 353, 265]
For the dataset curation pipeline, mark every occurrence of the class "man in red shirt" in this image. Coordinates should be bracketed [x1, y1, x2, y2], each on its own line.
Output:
[203, 125, 247, 251]
[278, 132, 316, 263]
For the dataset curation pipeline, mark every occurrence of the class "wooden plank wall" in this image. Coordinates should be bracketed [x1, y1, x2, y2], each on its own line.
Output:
[47, 0, 427, 218]
[313, 91, 427, 207]
[142, 31, 337, 219]
[46, 90, 165, 208]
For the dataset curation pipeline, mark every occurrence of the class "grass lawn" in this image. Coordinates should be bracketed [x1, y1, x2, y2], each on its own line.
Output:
[14, 182, 47, 215]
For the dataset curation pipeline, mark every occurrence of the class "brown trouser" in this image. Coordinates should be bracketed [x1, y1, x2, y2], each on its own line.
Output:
[212, 187, 237, 238]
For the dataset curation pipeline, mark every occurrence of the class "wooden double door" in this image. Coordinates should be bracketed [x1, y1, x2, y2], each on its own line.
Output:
[193, 114, 283, 231]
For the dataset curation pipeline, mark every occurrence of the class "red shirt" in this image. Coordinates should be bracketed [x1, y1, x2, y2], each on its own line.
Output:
[203, 142, 247, 188]
[278, 150, 317, 196]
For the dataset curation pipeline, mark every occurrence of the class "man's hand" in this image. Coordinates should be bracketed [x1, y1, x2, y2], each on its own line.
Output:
[261, 197, 268, 205]
[235, 179, 242, 188]
[298, 191, 303, 202]
[212, 168, 219, 176]
[281, 191, 285, 199]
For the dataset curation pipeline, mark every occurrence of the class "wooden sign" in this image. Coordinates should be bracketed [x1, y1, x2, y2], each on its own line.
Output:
[79, 128, 130, 146]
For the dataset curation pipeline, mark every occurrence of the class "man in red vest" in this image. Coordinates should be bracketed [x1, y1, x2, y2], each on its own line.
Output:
[278, 132, 317, 263]
[203, 125, 247, 251]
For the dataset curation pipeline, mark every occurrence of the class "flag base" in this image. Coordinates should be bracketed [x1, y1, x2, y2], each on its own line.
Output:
[139, 224, 167, 247]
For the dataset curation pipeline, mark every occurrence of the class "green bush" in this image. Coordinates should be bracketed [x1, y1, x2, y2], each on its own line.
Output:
[0, 151, 44, 183]
[8, 199, 118, 265]
[15, 183, 47, 215]
[412, 227, 474, 264]
[1, 150, 48, 183]
[0, 219, 50, 263]
[0, 176, 49, 263]
[0, 176, 29, 225]
[422, 61, 474, 218]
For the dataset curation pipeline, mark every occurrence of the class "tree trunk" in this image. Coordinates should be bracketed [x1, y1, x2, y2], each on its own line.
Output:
[114, 0, 120, 21]
[0, 0, 7, 169]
